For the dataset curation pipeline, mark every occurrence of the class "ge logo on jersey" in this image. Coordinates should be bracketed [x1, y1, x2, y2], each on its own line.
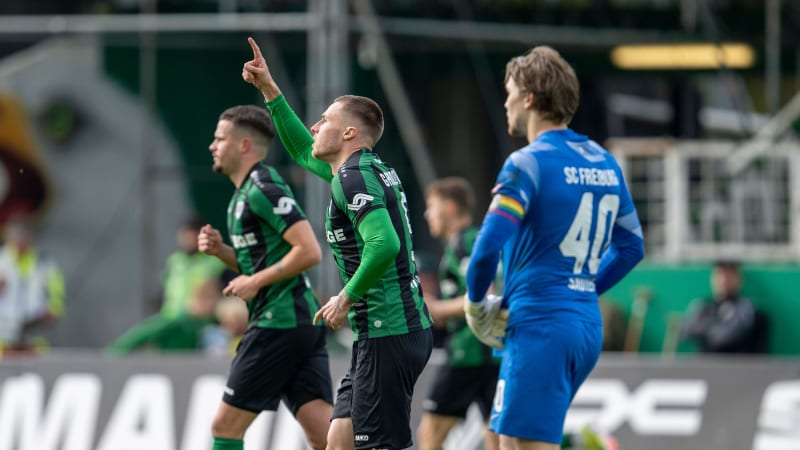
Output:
[347, 193, 374, 211]
[273, 197, 296, 215]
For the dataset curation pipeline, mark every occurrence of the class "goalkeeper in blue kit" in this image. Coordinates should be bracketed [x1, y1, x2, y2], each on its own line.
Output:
[465, 47, 645, 450]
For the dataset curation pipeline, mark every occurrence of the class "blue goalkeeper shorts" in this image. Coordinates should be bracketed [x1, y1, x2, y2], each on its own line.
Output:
[489, 319, 602, 444]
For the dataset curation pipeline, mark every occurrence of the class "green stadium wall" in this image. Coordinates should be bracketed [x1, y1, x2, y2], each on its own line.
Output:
[603, 262, 800, 356]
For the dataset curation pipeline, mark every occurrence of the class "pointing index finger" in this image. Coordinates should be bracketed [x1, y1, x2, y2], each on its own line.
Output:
[248, 37, 264, 61]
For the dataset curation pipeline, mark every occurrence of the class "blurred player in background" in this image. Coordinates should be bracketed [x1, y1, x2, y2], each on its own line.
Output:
[209, 295, 251, 356]
[0, 215, 64, 356]
[243, 37, 433, 450]
[417, 177, 500, 450]
[159, 216, 226, 319]
[199, 105, 332, 450]
[106, 277, 222, 355]
[465, 46, 645, 450]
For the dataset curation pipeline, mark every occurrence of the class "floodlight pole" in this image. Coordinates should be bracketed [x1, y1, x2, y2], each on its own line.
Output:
[766, 0, 781, 115]
[140, 0, 159, 314]
[351, 0, 437, 190]
[306, 0, 348, 298]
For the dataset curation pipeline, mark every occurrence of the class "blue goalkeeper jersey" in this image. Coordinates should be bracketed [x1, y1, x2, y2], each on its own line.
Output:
[468, 128, 644, 327]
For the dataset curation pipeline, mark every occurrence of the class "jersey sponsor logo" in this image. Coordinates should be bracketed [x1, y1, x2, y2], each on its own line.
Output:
[327, 228, 346, 243]
[564, 166, 620, 187]
[347, 193, 374, 211]
[354, 434, 370, 442]
[232, 233, 258, 248]
[234, 200, 245, 219]
[272, 197, 297, 215]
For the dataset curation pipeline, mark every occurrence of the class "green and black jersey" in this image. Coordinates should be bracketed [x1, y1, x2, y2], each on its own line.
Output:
[439, 227, 498, 367]
[266, 94, 433, 340]
[227, 162, 321, 329]
[328, 150, 431, 339]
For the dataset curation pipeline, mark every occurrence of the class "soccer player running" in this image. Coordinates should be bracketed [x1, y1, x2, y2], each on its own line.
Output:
[241, 37, 433, 450]
[417, 177, 500, 450]
[199, 105, 333, 450]
[464, 47, 645, 450]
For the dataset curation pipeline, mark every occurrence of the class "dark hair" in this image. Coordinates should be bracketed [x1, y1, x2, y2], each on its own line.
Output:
[334, 95, 384, 146]
[505, 46, 580, 125]
[219, 105, 276, 142]
[181, 216, 204, 231]
[425, 177, 475, 216]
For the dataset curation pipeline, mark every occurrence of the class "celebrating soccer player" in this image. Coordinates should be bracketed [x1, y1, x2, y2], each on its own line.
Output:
[465, 47, 645, 450]
[242, 37, 434, 450]
[417, 177, 500, 450]
[200, 105, 333, 450]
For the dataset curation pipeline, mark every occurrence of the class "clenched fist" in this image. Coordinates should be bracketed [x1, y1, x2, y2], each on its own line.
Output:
[198, 224, 223, 256]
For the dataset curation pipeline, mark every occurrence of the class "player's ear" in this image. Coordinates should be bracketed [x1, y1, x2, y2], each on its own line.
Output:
[445, 199, 458, 216]
[240, 136, 252, 153]
[524, 91, 535, 110]
[343, 126, 358, 141]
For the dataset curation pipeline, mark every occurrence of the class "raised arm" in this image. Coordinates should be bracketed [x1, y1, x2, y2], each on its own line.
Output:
[242, 37, 332, 182]
[266, 96, 332, 182]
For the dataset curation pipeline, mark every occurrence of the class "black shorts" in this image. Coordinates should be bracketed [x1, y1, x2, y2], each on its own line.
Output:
[423, 363, 500, 420]
[223, 325, 333, 414]
[332, 328, 433, 450]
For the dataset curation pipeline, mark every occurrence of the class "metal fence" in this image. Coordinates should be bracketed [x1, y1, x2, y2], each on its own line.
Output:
[609, 137, 800, 262]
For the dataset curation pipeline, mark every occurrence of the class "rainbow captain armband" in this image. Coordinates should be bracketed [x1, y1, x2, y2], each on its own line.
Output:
[488, 194, 525, 224]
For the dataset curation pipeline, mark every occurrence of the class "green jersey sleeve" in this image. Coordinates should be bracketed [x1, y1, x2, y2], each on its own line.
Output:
[342, 208, 400, 300]
[265, 95, 332, 182]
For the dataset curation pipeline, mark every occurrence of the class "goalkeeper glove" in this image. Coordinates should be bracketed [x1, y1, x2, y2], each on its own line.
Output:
[464, 294, 508, 349]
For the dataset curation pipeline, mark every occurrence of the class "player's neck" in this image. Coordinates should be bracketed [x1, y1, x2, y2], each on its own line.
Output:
[444, 216, 471, 241]
[329, 144, 371, 174]
[230, 159, 260, 188]
[526, 117, 567, 143]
